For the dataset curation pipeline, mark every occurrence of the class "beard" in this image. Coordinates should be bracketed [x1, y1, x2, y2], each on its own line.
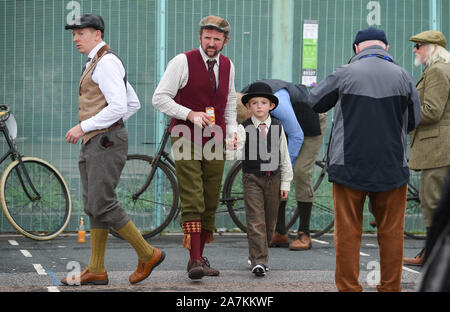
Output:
[414, 54, 423, 67]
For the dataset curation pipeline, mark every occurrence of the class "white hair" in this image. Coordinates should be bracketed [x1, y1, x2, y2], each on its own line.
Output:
[426, 44, 450, 66]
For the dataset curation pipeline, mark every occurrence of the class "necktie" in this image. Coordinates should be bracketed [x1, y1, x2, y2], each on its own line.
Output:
[207, 59, 217, 90]
[81, 57, 92, 75]
[259, 123, 267, 138]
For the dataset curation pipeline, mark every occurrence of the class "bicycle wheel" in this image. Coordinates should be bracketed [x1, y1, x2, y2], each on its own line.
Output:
[286, 160, 335, 238]
[0, 157, 72, 240]
[223, 161, 246, 232]
[112, 154, 179, 239]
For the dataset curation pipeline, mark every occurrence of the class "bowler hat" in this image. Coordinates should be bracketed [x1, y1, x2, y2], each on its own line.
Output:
[241, 82, 278, 107]
[410, 30, 447, 48]
[199, 15, 231, 35]
[65, 13, 105, 32]
[353, 27, 388, 53]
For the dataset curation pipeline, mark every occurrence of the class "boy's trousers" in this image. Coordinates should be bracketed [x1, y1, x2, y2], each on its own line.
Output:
[244, 171, 281, 267]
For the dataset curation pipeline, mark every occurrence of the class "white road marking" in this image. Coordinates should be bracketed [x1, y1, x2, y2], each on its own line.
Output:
[20, 249, 32, 257]
[33, 264, 47, 275]
[47, 286, 60, 292]
[8, 240, 19, 246]
[360, 252, 370, 257]
[402, 266, 420, 274]
[312, 239, 329, 245]
[365, 243, 376, 247]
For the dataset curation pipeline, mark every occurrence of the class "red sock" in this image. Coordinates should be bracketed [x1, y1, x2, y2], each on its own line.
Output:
[200, 229, 208, 256]
[189, 232, 201, 261]
[182, 221, 202, 261]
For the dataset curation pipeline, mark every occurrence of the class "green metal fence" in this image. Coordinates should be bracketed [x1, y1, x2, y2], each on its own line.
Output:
[1, 0, 447, 233]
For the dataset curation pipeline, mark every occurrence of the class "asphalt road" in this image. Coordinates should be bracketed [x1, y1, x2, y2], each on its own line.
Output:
[0, 232, 425, 294]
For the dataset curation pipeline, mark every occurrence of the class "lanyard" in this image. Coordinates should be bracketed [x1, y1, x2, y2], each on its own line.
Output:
[359, 54, 394, 63]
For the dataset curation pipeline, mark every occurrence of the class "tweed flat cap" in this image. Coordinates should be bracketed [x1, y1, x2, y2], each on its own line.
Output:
[199, 15, 230, 34]
[65, 13, 105, 32]
[410, 30, 447, 48]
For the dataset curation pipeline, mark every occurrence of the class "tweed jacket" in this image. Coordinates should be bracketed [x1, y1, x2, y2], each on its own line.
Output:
[409, 61, 450, 170]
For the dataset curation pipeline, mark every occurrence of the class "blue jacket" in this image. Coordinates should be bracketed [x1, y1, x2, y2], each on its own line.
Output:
[308, 46, 421, 192]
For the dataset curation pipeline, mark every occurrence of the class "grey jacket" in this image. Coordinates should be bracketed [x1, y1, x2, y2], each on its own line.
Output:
[308, 46, 421, 192]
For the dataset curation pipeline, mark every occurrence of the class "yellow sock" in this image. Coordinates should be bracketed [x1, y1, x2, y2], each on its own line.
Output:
[117, 221, 154, 263]
[88, 228, 109, 273]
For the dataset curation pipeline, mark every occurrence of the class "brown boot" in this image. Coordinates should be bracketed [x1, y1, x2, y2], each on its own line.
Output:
[269, 232, 290, 248]
[289, 232, 312, 250]
[201, 257, 220, 276]
[187, 259, 205, 280]
[404, 248, 425, 266]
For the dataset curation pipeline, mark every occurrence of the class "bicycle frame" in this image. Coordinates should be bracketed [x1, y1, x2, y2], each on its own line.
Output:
[0, 118, 41, 202]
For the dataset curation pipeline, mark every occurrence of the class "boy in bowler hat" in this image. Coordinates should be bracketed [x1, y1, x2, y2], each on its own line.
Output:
[228, 82, 293, 276]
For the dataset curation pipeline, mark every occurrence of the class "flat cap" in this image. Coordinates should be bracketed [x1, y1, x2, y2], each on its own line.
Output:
[353, 27, 388, 53]
[410, 30, 446, 48]
[65, 13, 105, 32]
[199, 15, 230, 34]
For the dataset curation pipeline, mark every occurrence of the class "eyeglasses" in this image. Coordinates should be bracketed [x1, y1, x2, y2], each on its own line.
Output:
[414, 43, 427, 50]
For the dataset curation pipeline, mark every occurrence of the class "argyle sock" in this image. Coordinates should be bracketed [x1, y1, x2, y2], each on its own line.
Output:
[88, 228, 109, 273]
[275, 200, 287, 235]
[116, 220, 154, 263]
[297, 201, 312, 236]
[182, 220, 202, 261]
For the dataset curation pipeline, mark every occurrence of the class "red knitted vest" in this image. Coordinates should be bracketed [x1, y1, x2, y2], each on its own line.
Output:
[169, 49, 231, 146]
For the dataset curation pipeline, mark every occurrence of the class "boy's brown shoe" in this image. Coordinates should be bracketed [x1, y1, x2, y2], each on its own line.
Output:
[129, 248, 165, 284]
[60, 268, 108, 286]
[289, 232, 312, 250]
[404, 248, 425, 266]
[269, 232, 290, 248]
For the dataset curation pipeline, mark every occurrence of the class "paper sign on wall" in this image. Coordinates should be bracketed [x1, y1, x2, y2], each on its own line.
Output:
[301, 20, 319, 87]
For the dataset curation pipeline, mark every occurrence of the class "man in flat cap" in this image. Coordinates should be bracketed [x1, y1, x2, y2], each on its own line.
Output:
[307, 27, 421, 292]
[153, 15, 237, 280]
[404, 30, 450, 267]
[62, 13, 165, 286]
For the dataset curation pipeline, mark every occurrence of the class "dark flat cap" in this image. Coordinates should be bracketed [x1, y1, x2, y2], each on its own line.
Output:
[65, 13, 105, 32]
[410, 30, 447, 48]
[199, 15, 231, 34]
[353, 27, 388, 53]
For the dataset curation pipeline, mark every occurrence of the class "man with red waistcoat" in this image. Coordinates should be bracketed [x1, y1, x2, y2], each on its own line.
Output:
[153, 15, 237, 280]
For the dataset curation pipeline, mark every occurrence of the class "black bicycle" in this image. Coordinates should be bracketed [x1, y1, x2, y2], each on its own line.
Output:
[0, 105, 72, 240]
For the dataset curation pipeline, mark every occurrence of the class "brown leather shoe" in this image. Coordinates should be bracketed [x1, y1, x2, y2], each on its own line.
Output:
[60, 268, 108, 286]
[289, 232, 312, 250]
[269, 232, 290, 248]
[129, 248, 165, 284]
[404, 248, 425, 266]
[201, 257, 220, 276]
[187, 259, 205, 280]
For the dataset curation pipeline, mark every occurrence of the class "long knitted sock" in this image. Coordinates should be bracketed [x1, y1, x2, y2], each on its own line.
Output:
[182, 220, 202, 261]
[200, 228, 214, 257]
[275, 200, 287, 235]
[88, 228, 109, 273]
[297, 201, 313, 236]
[117, 220, 154, 263]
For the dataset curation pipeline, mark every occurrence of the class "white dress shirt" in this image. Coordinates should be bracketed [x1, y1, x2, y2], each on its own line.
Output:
[232, 115, 293, 191]
[80, 41, 141, 133]
[152, 46, 237, 136]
